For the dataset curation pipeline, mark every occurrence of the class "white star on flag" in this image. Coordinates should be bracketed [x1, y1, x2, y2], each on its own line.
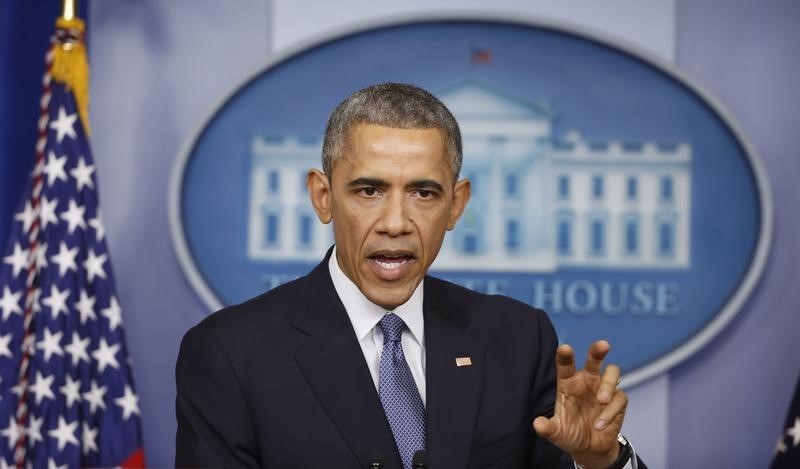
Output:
[59, 199, 87, 234]
[114, 385, 141, 420]
[82, 380, 108, 415]
[0, 416, 21, 450]
[43, 151, 68, 186]
[83, 248, 107, 282]
[788, 417, 800, 447]
[69, 156, 95, 191]
[48, 106, 77, 143]
[50, 241, 78, 277]
[41, 284, 70, 319]
[39, 195, 60, 230]
[0, 334, 12, 358]
[92, 338, 120, 372]
[47, 416, 79, 451]
[29, 286, 42, 314]
[64, 332, 91, 366]
[69, 156, 94, 192]
[0, 286, 22, 321]
[29, 371, 56, 405]
[36, 328, 64, 362]
[74, 288, 97, 324]
[59, 374, 83, 408]
[27, 415, 44, 447]
[101, 296, 123, 331]
[47, 458, 67, 469]
[14, 200, 36, 233]
[88, 210, 105, 241]
[2, 243, 28, 278]
[34, 241, 49, 273]
[81, 422, 99, 455]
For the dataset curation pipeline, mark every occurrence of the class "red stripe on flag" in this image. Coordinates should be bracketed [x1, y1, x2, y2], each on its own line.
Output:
[121, 448, 146, 468]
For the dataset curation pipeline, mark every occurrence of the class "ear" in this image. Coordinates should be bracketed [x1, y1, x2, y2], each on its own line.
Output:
[307, 169, 332, 224]
[446, 178, 471, 231]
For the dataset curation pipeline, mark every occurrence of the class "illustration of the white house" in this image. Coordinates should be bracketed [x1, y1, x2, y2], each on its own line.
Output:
[247, 82, 691, 271]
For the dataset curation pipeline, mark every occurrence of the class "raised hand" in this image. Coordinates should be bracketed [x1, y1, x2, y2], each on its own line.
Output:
[533, 340, 628, 469]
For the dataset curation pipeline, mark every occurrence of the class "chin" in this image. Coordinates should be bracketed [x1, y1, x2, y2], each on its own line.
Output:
[366, 285, 415, 311]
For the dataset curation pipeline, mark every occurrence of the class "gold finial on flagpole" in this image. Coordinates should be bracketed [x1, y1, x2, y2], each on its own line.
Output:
[62, 0, 76, 21]
[54, 0, 90, 135]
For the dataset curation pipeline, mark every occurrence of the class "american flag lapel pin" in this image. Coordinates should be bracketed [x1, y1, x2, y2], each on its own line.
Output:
[455, 357, 472, 367]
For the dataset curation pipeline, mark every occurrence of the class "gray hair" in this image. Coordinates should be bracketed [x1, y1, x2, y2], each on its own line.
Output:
[322, 83, 462, 179]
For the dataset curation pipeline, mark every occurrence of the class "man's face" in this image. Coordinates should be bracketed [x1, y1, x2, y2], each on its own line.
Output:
[308, 123, 470, 310]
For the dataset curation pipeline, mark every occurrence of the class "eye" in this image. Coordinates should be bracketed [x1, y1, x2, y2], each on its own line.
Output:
[359, 187, 379, 197]
[417, 190, 432, 199]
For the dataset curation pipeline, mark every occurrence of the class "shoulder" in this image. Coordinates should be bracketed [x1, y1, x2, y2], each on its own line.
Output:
[181, 273, 313, 349]
[425, 276, 555, 338]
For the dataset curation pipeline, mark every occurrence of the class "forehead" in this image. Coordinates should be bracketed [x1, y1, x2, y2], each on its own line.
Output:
[339, 123, 450, 173]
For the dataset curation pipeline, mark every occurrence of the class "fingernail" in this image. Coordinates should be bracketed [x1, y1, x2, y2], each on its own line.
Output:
[594, 419, 606, 430]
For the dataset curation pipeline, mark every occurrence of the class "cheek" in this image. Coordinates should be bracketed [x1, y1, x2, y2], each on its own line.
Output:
[416, 217, 450, 252]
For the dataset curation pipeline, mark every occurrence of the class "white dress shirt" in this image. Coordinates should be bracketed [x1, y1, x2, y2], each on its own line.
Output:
[328, 246, 427, 405]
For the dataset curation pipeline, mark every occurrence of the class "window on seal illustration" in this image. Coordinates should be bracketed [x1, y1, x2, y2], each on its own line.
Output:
[589, 216, 606, 256]
[626, 176, 638, 201]
[623, 215, 640, 255]
[505, 218, 520, 252]
[660, 175, 674, 202]
[463, 234, 478, 254]
[263, 209, 280, 247]
[556, 211, 574, 256]
[557, 175, 570, 200]
[592, 175, 604, 200]
[505, 173, 519, 199]
[298, 213, 312, 249]
[268, 169, 280, 195]
[657, 218, 676, 258]
[458, 210, 482, 255]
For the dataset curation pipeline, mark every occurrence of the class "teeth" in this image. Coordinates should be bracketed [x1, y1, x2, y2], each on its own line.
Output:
[376, 258, 406, 269]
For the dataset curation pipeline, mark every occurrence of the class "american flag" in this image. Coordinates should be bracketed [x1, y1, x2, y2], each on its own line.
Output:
[772, 374, 800, 468]
[0, 20, 144, 467]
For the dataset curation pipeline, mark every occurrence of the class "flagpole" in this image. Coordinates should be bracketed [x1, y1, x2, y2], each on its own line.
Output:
[62, 0, 76, 20]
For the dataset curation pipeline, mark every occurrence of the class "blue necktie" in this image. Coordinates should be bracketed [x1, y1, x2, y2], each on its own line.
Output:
[378, 313, 426, 469]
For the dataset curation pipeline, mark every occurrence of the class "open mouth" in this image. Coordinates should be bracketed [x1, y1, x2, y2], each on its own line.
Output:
[368, 251, 416, 281]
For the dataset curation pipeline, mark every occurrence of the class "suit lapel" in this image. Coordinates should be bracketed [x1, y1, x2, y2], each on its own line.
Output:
[293, 258, 401, 468]
[424, 279, 484, 469]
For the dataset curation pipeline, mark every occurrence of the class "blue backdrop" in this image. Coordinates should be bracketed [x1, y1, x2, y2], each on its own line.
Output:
[1, 1, 798, 467]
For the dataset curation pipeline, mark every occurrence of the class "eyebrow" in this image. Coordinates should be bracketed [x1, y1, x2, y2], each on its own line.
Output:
[407, 179, 444, 193]
[347, 177, 388, 189]
[346, 177, 444, 193]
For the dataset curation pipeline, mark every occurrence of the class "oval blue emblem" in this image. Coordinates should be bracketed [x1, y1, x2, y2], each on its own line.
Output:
[169, 18, 771, 386]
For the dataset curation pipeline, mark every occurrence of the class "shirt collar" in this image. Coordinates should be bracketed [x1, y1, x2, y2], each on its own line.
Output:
[328, 246, 425, 347]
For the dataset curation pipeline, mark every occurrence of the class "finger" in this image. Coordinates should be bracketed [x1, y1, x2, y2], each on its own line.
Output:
[533, 415, 556, 439]
[596, 364, 621, 404]
[556, 344, 577, 380]
[593, 390, 628, 430]
[583, 340, 611, 375]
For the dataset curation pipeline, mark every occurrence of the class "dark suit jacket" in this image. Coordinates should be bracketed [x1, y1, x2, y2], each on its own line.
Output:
[175, 253, 576, 468]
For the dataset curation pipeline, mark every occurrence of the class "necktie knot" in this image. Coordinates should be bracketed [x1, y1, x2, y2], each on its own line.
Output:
[380, 313, 405, 343]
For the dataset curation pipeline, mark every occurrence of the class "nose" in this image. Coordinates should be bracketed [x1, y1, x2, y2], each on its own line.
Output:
[376, 192, 414, 237]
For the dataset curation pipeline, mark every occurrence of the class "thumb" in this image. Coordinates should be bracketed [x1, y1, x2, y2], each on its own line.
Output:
[533, 416, 556, 439]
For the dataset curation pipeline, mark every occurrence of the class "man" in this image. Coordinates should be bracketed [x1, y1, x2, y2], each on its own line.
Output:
[176, 83, 644, 468]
